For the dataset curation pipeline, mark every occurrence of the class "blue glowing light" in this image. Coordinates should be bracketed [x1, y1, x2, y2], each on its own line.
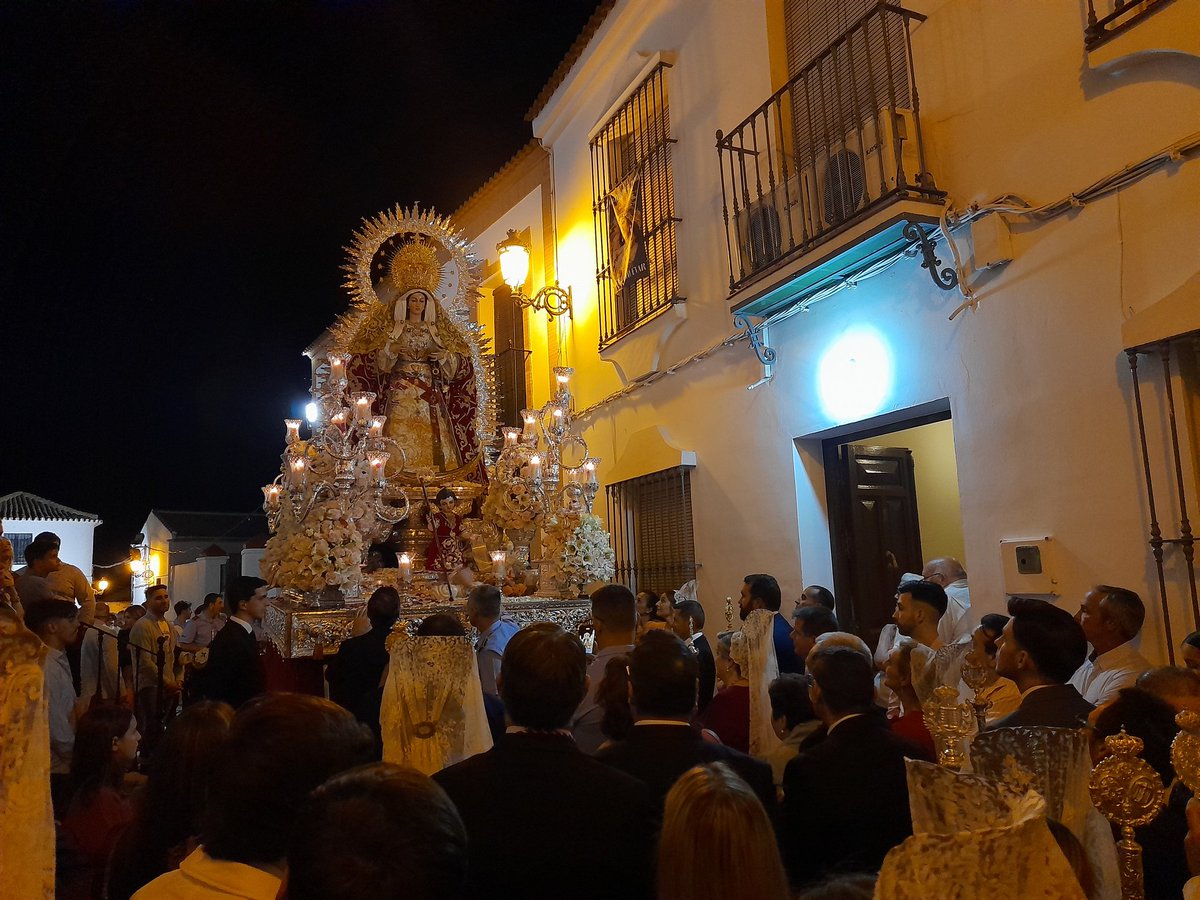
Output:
[817, 327, 893, 423]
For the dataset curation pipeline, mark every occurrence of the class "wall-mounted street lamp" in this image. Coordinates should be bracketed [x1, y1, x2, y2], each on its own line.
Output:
[497, 229, 573, 319]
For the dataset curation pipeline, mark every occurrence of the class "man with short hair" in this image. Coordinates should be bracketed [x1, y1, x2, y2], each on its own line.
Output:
[1069, 584, 1151, 706]
[15, 539, 63, 606]
[892, 580, 948, 651]
[921, 557, 973, 644]
[797, 584, 836, 612]
[597, 630, 775, 813]
[179, 593, 227, 652]
[987, 596, 1093, 730]
[130, 584, 180, 750]
[670, 598, 715, 712]
[465, 584, 517, 698]
[199, 576, 269, 709]
[572, 584, 637, 753]
[792, 605, 839, 663]
[740, 573, 802, 674]
[134, 693, 375, 900]
[16, 531, 95, 621]
[25, 598, 83, 812]
[80, 600, 121, 706]
[172, 601, 193, 638]
[327, 586, 400, 739]
[434, 624, 656, 900]
[779, 644, 931, 887]
[1138, 666, 1200, 713]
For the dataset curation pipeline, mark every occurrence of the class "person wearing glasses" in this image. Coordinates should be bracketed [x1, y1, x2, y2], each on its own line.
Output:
[920, 557, 973, 644]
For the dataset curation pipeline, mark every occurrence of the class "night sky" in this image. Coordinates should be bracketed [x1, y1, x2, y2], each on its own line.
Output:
[2, 1, 599, 569]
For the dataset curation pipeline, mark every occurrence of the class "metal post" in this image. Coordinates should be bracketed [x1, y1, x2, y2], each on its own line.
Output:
[1160, 343, 1200, 629]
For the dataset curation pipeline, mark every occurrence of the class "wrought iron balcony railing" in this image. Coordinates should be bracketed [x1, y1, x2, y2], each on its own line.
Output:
[717, 3, 942, 295]
[1085, 0, 1176, 50]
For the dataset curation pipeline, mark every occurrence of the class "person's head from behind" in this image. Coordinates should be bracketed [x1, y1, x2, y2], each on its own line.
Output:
[739, 573, 781, 619]
[714, 630, 745, 685]
[995, 597, 1087, 690]
[769, 673, 815, 738]
[892, 580, 948, 638]
[1089, 687, 1178, 784]
[174, 601, 193, 624]
[203, 693, 374, 866]
[798, 584, 836, 612]
[283, 763, 467, 900]
[596, 653, 634, 742]
[227, 576, 268, 621]
[965, 614, 1009, 681]
[416, 613, 466, 637]
[69, 705, 140, 804]
[465, 584, 501, 630]
[883, 639, 919, 695]
[792, 605, 838, 661]
[920, 557, 966, 587]
[498, 623, 586, 730]
[366, 586, 401, 631]
[670, 598, 705, 640]
[24, 598, 78, 649]
[658, 763, 790, 900]
[806, 645, 875, 724]
[24, 538, 61, 577]
[134, 701, 235, 856]
[34, 530, 63, 549]
[1076, 585, 1145, 654]
[813, 631, 874, 665]
[590, 584, 636, 643]
[1137, 665, 1200, 713]
[630, 630, 699, 720]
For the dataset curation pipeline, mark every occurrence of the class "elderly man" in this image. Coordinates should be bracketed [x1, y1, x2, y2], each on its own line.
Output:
[920, 557, 972, 644]
[1069, 584, 1151, 706]
[466, 584, 518, 699]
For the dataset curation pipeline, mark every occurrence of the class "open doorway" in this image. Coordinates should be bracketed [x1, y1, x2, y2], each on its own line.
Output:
[822, 410, 964, 650]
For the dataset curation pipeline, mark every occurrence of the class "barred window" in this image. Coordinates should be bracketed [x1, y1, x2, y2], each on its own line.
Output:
[589, 61, 682, 349]
[606, 466, 696, 595]
[6, 533, 33, 563]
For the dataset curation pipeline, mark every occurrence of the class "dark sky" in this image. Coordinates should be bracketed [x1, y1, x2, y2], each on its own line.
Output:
[2, 1, 598, 568]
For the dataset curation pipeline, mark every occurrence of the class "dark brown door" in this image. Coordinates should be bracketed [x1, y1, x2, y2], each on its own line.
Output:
[825, 444, 923, 650]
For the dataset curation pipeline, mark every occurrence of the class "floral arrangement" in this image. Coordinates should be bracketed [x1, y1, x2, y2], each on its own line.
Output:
[262, 497, 369, 592]
[481, 476, 543, 532]
[542, 511, 615, 590]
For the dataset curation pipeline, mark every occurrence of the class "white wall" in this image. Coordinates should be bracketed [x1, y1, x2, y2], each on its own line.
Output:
[1, 517, 97, 577]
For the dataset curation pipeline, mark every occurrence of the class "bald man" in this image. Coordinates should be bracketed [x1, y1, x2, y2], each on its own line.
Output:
[921, 557, 973, 644]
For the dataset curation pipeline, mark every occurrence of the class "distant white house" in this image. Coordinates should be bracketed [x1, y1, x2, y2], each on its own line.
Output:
[0, 491, 101, 575]
[133, 510, 268, 607]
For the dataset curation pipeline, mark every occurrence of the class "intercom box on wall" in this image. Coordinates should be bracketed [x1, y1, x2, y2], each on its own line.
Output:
[1000, 537, 1059, 596]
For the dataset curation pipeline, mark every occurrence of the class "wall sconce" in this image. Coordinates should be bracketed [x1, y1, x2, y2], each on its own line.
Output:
[497, 229, 573, 318]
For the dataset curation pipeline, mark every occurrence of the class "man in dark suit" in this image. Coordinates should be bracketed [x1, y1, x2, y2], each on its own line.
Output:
[740, 573, 802, 673]
[326, 586, 399, 741]
[198, 575, 267, 709]
[598, 630, 775, 813]
[670, 598, 716, 712]
[987, 596, 1093, 730]
[779, 644, 932, 888]
[434, 623, 656, 900]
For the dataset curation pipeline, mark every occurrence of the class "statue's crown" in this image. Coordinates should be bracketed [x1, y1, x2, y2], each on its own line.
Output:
[389, 241, 442, 294]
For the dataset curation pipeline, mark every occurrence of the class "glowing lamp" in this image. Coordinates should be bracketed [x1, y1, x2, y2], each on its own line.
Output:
[817, 327, 894, 423]
[497, 229, 531, 290]
[304, 401, 320, 424]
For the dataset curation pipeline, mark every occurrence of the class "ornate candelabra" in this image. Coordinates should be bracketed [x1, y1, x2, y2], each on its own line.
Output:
[960, 662, 993, 733]
[924, 684, 974, 770]
[261, 351, 411, 600]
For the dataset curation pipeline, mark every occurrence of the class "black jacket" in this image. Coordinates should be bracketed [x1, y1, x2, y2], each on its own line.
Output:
[693, 633, 717, 713]
[434, 732, 656, 900]
[197, 619, 263, 710]
[596, 722, 776, 815]
[985, 683, 1094, 731]
[325, 626, 390, 734]
[780, 713, 932, 887]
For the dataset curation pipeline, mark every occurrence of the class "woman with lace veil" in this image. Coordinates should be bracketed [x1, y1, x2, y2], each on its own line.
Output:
[379, 614, 492, 776]
[701, 612, 781, 757]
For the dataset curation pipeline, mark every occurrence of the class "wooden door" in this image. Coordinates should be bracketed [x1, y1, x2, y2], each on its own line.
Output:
[825, 444, 923, 649]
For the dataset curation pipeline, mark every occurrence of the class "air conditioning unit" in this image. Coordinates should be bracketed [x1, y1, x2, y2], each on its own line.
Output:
[734, 173, 804, 275]
[815, 107, 919, 230]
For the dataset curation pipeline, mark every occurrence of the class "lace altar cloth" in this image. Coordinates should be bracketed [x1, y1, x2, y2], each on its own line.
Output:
[877, 763, 1086, 899]
[0, 606, 55, 897]
[380, 635, 492, 775]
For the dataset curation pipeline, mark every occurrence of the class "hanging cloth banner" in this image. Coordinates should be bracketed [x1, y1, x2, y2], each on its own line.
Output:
[607, 169, 650, 292]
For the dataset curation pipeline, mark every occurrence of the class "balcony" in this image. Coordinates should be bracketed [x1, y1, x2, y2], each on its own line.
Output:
[1085, 0, 1176, 51]
[717, 3, 946, 317]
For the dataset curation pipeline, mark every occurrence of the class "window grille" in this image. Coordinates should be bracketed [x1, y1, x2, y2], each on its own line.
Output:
[492, 286, 531, 428]
[606, 466, 696, 594]
[6, 533, 33, 563]
[589, 61, 682, 348]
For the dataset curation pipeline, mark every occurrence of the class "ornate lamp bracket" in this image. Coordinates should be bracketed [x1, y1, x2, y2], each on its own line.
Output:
[514, 282, 573, 318]
[733, 312, 777, 367]
[903, 220, 959, 291]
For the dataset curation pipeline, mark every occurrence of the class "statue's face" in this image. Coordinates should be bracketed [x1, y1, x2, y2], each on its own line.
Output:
[406, 291, 428, 320]
[438, 495, 455, 512]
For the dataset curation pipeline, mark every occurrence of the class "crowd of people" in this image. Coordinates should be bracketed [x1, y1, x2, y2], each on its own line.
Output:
[7, 533, 1200, 899]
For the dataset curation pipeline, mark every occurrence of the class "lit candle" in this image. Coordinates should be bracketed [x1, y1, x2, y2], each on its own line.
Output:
[529, 454, 542, 483]
[369, 452, 390, 485]
[398, 552, 412, 584]
[288, 453, 307, 486]
[554, 367, 573, 387]
[521, 410, 538, 442]
[328, 352, 349, 387]
[585, 458, 598, 486]
[351, 392, 376, 425]
[262, 484, 281, 508]
[330, 407, 349, 430]
[490, 550, 507, 581]
[502, 427, 520, 446]
[369, 415, 386, 438]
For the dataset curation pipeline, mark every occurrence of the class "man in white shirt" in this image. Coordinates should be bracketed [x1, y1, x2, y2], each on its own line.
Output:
[921, 557, 973, 645]
[1069, 584, 1151, 706]
[25, 597, 83, 814]
[131, 585, 180, 751]
[80, 601, 121, 706]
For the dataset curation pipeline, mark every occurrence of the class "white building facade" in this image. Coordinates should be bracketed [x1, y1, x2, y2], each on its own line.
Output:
[0, 491, 100, 578]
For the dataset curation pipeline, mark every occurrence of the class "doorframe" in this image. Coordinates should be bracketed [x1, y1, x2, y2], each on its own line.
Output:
[819, 402, 952, 634]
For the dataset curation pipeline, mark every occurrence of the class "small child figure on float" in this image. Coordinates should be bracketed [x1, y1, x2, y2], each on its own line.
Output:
[425, 487, 475, 599]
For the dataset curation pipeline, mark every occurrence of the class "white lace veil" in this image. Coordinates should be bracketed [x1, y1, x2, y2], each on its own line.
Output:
[675, 579, 698, 605]
[380, 635, 493, 776]
[735, 609, 781, 757]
